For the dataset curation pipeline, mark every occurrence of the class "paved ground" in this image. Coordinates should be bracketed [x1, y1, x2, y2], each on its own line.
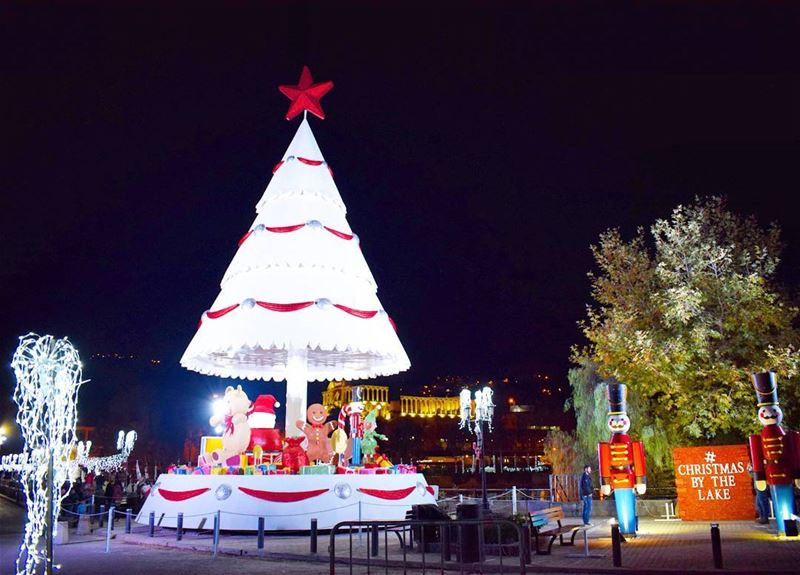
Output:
[3, 496, 800, 574]
[119, 516, 800, 573]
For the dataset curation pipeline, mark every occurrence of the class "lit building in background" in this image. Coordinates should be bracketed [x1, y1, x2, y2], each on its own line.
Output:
[400, 395, 460, 418]
[318, 376, 570, 485]
[322, 380, 391, 419]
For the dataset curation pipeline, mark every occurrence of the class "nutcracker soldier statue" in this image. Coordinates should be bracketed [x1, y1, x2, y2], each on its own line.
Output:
[598, 382, 647, 536]
[748, 371, 800, 535]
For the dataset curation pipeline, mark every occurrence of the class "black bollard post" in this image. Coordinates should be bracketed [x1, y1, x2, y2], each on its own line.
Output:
[177, 512, 184, 541]
[99, 505, 106, 528]
[371, 524, 379, 557]
[611, 523, 622, 567]
[442, 524, 451, 562]
[148, 511, 155, 537]
[521, 523, 531, 564]
[110, 506, 115, 530]
[710, 523, 722, 569]
[257, 517, 265, 551]
[310, 518, 318, 553]
[125, 509, 132, 534]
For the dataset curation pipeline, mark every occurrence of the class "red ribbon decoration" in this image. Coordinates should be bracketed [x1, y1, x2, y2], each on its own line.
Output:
[272, 156, 333, 176]
[323, 226, 354, 240]
[238, 222, 355, 247]
[238, 487, 329, 503]
[334, 304, 378, 319]
[268, 224, 306, 233]
[157, 487, 210, 502]
[357, 486, 416, 500]
[255, 301, 314, 312]
[426, 486, 435, 496]
[206, 303, 240, 319]
[200, 300, 395, 331]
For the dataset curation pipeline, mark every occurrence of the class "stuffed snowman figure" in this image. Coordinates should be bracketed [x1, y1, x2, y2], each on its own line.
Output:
[248, 395, 283, 452]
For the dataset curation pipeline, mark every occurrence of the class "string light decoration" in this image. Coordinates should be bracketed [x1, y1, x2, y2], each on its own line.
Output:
[458, 386, 495, 511]
[75, 430, 137, 475]
[458, 386, 494, 432]
[0, 334, 84, 575]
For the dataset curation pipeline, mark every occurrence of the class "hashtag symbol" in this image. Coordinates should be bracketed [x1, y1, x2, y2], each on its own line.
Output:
[704, 451, 716, 464]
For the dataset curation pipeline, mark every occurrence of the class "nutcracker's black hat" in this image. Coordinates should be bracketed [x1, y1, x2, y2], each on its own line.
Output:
[606, 382, 628, 415]
[752, 372, 779, 407]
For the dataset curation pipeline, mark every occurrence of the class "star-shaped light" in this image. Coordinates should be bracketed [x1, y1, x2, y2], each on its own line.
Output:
[278, 65, 334, 121]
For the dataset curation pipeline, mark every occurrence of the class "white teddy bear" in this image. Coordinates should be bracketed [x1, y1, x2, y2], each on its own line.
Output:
[208, 385, 252, 464]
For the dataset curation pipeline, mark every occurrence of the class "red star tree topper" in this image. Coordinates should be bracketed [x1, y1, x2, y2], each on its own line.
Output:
[279, 65, 334, 121]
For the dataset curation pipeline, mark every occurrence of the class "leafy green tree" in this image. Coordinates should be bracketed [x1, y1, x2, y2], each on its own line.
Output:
[542, 429, 579, 475]
[564, 361, 606, 466]
[566, 357, 672, 475]
[574, 196, 800, 449]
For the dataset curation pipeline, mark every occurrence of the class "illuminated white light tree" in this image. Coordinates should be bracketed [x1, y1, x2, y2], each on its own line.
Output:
[0, 334, 84, 575]
[181, 66, 410, 437]
[0, 334, 137, 575]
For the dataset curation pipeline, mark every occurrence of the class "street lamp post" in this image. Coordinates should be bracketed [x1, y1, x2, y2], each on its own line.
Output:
[459, 386, 495, 513]
[478, 418, 489, 511]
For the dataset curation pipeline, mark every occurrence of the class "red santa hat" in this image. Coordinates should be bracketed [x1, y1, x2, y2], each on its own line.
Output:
[250, 394, 280, 416]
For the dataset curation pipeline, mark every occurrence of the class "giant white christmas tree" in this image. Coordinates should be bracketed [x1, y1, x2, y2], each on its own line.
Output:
[181, 66, 410, 437]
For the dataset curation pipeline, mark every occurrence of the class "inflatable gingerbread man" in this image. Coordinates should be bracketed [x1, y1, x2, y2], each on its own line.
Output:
[296, 403, 336, 463]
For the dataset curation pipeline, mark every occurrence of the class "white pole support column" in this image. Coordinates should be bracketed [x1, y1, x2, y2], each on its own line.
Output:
[512, 486, 518, 515]
[284, 347, 309, 438]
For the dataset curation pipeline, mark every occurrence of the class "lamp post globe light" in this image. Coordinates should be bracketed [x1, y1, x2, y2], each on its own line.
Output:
[459, 386, 495, 512]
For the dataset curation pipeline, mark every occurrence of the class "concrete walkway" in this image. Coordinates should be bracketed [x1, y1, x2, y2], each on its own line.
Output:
[119, 516, 800, 573]
[4, 496, 800, 573]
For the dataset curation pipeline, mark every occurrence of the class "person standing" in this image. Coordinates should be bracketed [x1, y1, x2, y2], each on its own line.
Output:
[580, 464, 594, 526]
[748, 461, 771, 524]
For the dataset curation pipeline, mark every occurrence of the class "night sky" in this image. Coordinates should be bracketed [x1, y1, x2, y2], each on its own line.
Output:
[2, 2, 799, 452]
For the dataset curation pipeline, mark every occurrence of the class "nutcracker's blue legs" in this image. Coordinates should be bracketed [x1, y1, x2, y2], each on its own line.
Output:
[614, 488, 637, 535]
[770, 484, 796, 535]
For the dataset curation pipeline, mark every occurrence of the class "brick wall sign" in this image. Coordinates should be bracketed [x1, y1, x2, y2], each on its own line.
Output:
[673, 445, 753, 520]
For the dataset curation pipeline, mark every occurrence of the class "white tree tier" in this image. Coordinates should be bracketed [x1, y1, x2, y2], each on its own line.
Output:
[181, 118, 410, 434]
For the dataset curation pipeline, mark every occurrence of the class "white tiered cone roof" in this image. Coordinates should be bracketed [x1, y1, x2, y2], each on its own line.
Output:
[180, 118, 411, 382]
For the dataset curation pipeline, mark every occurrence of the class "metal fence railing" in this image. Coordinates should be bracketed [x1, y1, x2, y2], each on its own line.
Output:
[329, 517, 528, 575]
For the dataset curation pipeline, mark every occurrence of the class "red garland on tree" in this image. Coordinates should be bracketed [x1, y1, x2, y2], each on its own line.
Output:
[279, 65, 334, 121]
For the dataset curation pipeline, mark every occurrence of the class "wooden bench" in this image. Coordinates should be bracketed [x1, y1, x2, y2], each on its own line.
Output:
[528, 506, 584, 555]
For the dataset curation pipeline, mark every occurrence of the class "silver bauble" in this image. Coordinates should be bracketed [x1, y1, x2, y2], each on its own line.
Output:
[215, 484, 232, 501]
[334, 483, 352, 499]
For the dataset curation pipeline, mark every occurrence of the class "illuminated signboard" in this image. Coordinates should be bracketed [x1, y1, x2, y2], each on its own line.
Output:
[673, 445, 754, 520]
